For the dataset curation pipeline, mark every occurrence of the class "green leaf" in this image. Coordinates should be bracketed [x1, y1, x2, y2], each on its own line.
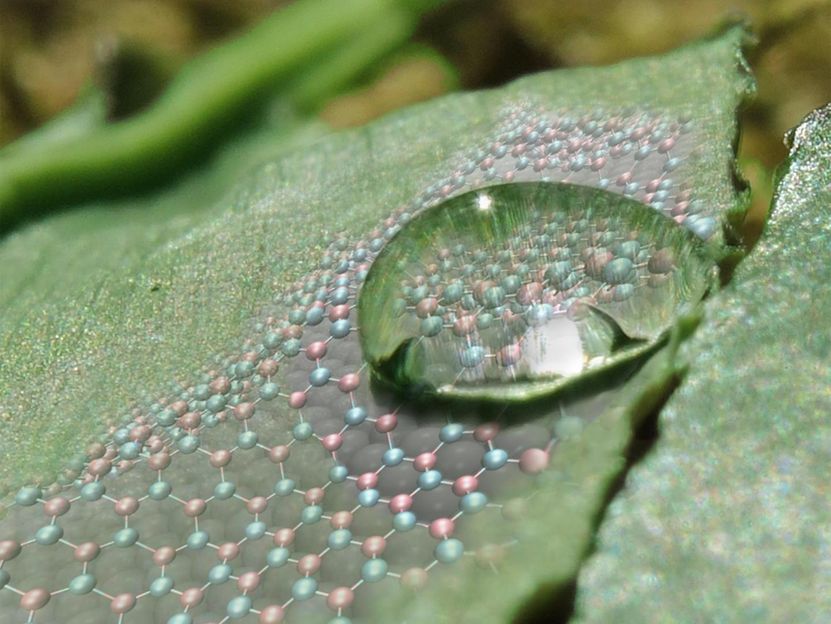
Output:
[574, 104, 831, 622]
[0, 0, 427, 230]
[0, 26, 751, 624]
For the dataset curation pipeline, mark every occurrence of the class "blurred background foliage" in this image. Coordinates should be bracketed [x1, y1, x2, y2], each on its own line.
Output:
[1, 0, 829, 235]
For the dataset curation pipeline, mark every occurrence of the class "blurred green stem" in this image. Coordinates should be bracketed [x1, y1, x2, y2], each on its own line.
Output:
[285, 9, 419, 112]
[0, 0, 432, 232]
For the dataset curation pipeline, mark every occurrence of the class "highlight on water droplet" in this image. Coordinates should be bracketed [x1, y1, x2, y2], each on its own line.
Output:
[359, 182, 715, 400]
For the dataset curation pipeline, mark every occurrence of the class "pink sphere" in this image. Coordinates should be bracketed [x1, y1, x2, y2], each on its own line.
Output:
[453, 315, 476, 336]
[452, 475, 479, 496]
[153, 546, 176, 566]
[180, 587, 204, 608]
[415, 297, 438, 318]
[259, 605, 285, 623]
[474, 422, 499, 442]
[148, 451, 171, 470]
[327, 587, 354, 610]
[357, 472, 378, 490]
[337, 373, 360, 393]
[179, 411, 201, 429]
[210, 375, 231, 394]
[519, 448, 549, 475]
[273, 528, 295, 547]
[233, 402, 255, 421]
[322, 433, 343, 452]
[429, 517, 454, 539]
[328, 304, 350, 321]
[43, 496, 70, 517]
[401, 567, 429, 590]
[0, 539, 21, 561]
[247, 496, 268, 514]
[86, 442, 106, 460]
[305, 341, 328, 361]
[184, 498, 207, 517]
[110, 593, 136, 614]
[414, 452, 437, 472]
[209, 449, 232, 468]
[375, 413, 397, 433]
[114, 496, 139, 516]
[73, 541, 100, 562]
[88, 458, 112, 477]
[130, 425, 151, 441]
[361, 536, 386, 558]
[268, 445, 290, 463]
[304, 487, 324, 505]
[20, 588, 50, 611]
[237, 571, 261, 592]
[258, 359, 278, 377]
[330, 510, 353, 529]
[217, 542, 240, 561]
[297, 554, 322, 576]
[389, 493, 413, 513]
[289, 391, 307, 409]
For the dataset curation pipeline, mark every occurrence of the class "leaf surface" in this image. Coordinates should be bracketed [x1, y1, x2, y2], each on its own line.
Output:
[575, 104, 831, 623]
[0, 27, 751, 624]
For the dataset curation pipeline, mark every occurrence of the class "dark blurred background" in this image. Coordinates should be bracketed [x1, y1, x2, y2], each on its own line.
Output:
[2, 0, 830, 220]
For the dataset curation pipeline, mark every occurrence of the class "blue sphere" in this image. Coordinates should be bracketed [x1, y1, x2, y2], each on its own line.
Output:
[309, 367, 331, 386]
[362, 558, 389, 582]
[16, 486, 41, 506]
[435, 538, 465, 563]
[483, 448, 508, 470]
[214, 481, 236, 499]
[80, 481, 105, 501]
[344, 406, 367, 426]
[293, 422, 313, 441]
[226, 595, 252, 619]
[358, 489, 380, 507]
[208, 564, 232, 584]
[301, 505, 323, 524]
[237, 430, 258, 449]
[148, 481, 172, 500]
[328, 528, 352, 550]
[418, 470, 443, 490]
[187, 530, 209, 550]
[383, 447, 405, 466]
[245, 521, 267, 540]
[113, 527, 138, 547]
[150, 576, 174, 597]
[439, 423, 464, 443]
[329, 464, 348, 482]
[330, 319, 351, 339]
[35, 524, 63, 545]
[393, 511, 417, 532]
[177, 434, 199, 454]
[460, 492, 488, 514]
[292, 577, 318, 601]
[68, 573, 96, 595]
[267, 547, 290, 568]
[273, 478, 295, 496]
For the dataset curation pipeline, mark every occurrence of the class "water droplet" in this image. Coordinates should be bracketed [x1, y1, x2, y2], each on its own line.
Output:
[360, 182, 714, 400]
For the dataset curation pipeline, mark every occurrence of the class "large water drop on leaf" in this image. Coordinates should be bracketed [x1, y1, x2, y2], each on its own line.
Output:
[360, 183, 715, 400]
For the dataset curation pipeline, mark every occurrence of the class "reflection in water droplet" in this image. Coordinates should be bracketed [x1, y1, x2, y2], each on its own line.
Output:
[360, 182, 714, 400]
